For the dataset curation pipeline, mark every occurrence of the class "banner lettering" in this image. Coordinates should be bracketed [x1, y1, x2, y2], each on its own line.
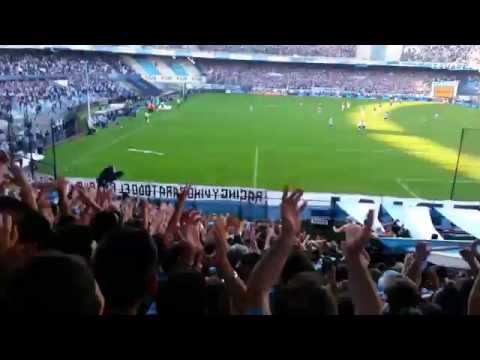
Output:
[67, 178, 267, 205]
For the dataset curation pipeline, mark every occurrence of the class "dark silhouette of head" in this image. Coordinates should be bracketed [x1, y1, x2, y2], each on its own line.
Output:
[433, 282, 463, 315]
[50, 225, 94, 264]
[275, 271, 338, 315]
[93, 227, 158, 315]
[281, 250, 315, 285]
[384, 278, 420, 315]
[238, 252, 261, 282]
[7, 251, 98, 314]
[156, 268, 208, 316]
[17, 208, 54, 251]
[90, 211, 121, 243]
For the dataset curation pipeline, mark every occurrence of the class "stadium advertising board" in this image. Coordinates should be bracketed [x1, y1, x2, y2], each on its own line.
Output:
[67, 178, 267, 205]
[431, 81, 459, 98]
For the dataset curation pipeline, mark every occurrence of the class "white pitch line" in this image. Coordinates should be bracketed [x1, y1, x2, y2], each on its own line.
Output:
[396, 178, 419, 198]
[253, 146, 259, 188]
[128, 148, 165, 156]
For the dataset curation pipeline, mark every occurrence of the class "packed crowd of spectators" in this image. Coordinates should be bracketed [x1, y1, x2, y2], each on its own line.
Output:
[197, 45, 357, 58]
[198, 60, 474, 95]
[401, 45, 480, 65]
[0, 51, 137, 118]
[0, 154, 479, 316]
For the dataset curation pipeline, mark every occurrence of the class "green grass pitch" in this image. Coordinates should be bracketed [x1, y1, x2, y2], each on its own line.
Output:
[43, 93, 480, 201]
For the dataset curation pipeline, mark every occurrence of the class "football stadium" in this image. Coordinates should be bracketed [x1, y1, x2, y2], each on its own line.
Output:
[2, 45, 480, 315]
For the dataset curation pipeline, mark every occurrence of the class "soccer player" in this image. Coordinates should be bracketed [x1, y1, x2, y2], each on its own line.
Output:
[357, 119, 366, 131]
[250, 105, 254, 112]
[328, 117, 334, 127]
[384, 111, 389, 120]
[346, 101, 351, 109]
[341, 103, 345, 112]
[434, 113, 439, 119]
[144, 111, 150, 124]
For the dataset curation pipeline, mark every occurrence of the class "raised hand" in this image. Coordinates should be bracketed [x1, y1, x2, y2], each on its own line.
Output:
[163, 186, 191, 248]
[280, 187, 307, 238]
[342, 210, 373, 259]
[178, 209, 203, 268]
[182, 210, 203, 249]
[471, 240, 480, 262]
[177, 185, 191, 208]
[415, 242, 430, 262]
[121, 198, 135, 222]
[264, 221, 277, 250]
[56, 177, 70, 195]
[7, 162, 29, 187]
[212, 216, 229, 260]
[37, 189, 55, 226]
[7, 162, 37, 210]
[76, 184, 102, 213]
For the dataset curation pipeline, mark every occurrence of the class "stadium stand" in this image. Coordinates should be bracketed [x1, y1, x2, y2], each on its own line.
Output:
[401, 45, 480, 64]
[170, 62, 188, 77]
[197, 45, 358, 58]
[135, 57, 161, 76]
[196, 59, 472, 94]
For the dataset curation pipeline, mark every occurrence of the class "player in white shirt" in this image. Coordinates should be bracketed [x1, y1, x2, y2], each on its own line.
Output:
[328, 117, 334, 127]
[346, 101, 351, 109]
[434, 113, 439, 119]
[384, 112, 389, 120]
[341, 103, 345, 112]
[357, 119, 366, 131]
[144, 111, 150, 124]
[249, 105, 254, 112]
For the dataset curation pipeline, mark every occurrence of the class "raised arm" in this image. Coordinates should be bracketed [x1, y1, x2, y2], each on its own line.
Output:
[178, 210, 202, 268]
[8, 163, 38, 211]
[245, 188, 306, 315]
[404, 242, 430, 287]
[76, 185, 102, 213]
[468, 241, 480, 315]
[163, 185, 191, 248]
[343, 210, 383, 315]
[460, 247, 480, 278]
[212, 216, 248, 314]
[56, 177, 71, 217]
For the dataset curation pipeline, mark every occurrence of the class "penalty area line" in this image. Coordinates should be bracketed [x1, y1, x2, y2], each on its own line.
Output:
[395, 178, 419, 198]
